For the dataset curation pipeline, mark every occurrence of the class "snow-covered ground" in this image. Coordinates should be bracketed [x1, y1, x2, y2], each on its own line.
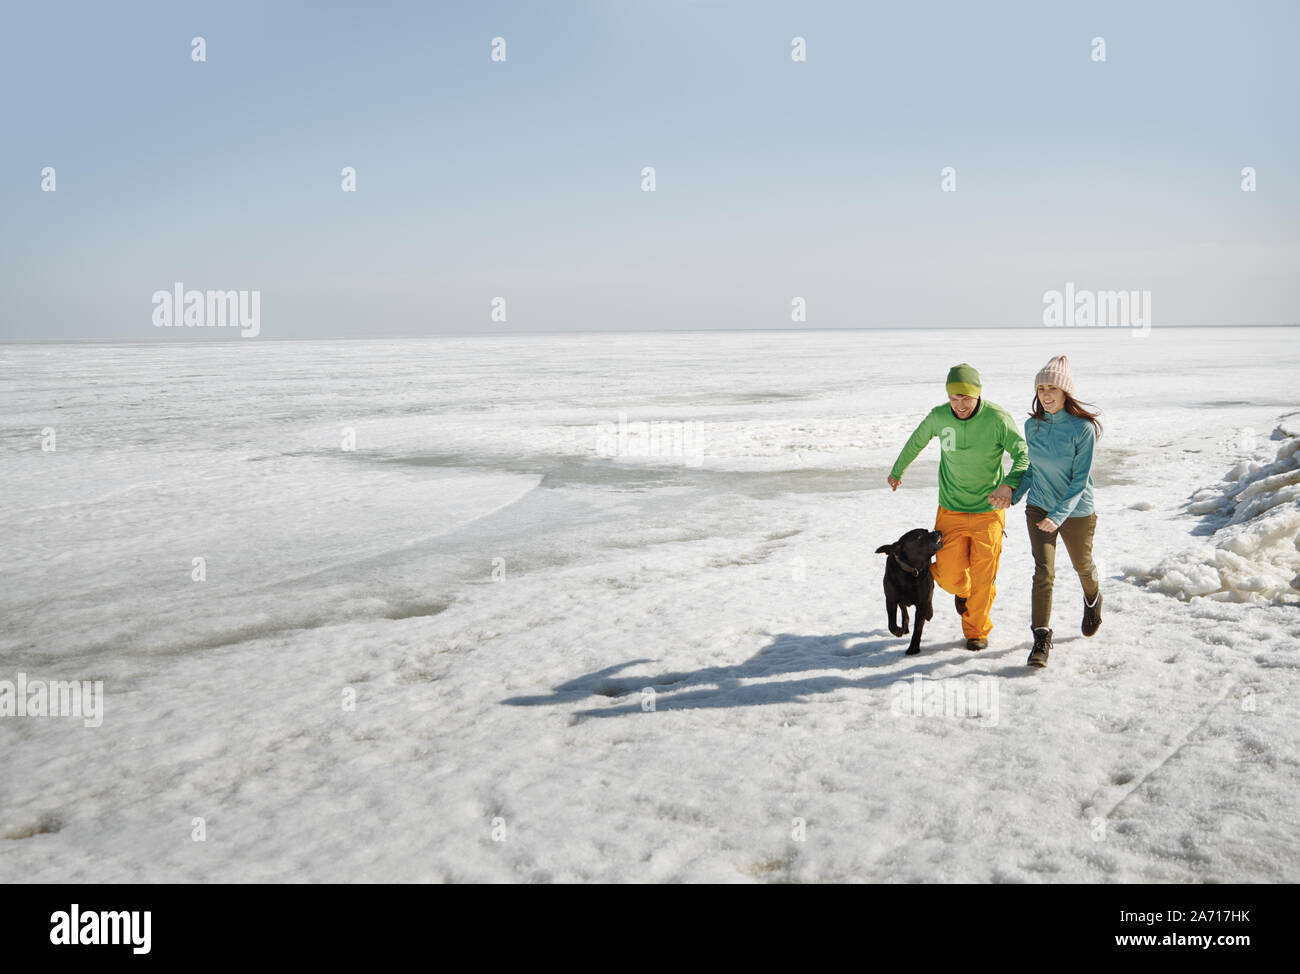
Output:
[2, 326, 1298, 882]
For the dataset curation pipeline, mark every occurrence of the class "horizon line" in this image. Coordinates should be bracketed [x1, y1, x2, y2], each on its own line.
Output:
[3, 322, 1298, 345]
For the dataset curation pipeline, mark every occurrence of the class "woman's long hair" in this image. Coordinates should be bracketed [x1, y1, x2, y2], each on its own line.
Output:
[1031, 390, 1103, 438]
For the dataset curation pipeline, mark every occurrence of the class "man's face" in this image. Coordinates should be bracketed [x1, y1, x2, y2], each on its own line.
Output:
[948, 393, 977, 419]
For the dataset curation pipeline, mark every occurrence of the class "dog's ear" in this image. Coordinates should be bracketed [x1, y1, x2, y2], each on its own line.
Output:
[874, 544, 894, 555]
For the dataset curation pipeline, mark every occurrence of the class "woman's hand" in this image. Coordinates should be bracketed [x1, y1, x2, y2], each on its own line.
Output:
[987, 485, 1013, 509]
[1036, 516, 1059, 533]
[887, 476, 901, 491]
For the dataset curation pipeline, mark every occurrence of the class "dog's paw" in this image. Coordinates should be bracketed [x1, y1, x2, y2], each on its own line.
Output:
[900, 622, 910, 634]
[889, 625, 905, 638]
[905, 646, 921, 656]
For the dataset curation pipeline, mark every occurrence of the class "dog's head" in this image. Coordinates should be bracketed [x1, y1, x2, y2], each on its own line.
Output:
[875, 528, 943, 569]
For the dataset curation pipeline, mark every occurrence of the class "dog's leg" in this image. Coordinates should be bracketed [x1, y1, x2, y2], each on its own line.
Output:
[899, 604, 910, 634]
[907, 613, 925, 656]
[887, 596, 904, 637]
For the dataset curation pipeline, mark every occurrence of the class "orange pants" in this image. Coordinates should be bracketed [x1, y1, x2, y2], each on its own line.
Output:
[932, 506, 1006, 640]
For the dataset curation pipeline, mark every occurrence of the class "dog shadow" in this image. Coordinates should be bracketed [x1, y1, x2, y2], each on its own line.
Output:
[500, 629, 1040, 718]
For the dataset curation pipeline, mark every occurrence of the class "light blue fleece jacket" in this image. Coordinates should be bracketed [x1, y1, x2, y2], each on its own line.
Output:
[1010, 409, 1096, 524]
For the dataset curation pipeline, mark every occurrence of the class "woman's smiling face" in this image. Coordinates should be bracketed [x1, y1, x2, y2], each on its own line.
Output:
[1037, 383, 1064, 413]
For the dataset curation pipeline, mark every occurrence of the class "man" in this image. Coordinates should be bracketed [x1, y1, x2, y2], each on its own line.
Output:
[886, 363, 1028, 650]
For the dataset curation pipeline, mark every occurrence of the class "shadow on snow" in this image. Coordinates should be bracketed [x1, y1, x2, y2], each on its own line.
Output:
[500, 629, 1049, 718]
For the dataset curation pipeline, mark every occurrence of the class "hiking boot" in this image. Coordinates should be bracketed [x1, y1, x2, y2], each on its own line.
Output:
[955, 595, 968, 616]
[1082, 591, 1102, 637]
[1027, 628, 1053, 668]
[965, 637, 987, 651]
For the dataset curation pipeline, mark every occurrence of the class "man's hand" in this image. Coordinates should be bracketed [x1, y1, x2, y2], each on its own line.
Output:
[988, 485, 1013, 510]
[1036, 516, 1059, 533]
[887, 476, 901, 491]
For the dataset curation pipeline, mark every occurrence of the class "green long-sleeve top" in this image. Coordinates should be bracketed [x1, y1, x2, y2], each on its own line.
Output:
[889, 399, 1029, 513]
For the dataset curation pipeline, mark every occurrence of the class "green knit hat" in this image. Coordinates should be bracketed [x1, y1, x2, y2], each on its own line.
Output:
[945, 363, 981, 398]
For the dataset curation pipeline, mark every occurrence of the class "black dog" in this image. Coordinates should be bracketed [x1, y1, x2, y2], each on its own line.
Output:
[874, 528, 944, 655]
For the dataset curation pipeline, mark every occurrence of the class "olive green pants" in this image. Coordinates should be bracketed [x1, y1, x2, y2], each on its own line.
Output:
[1026, 505, 1100, 629]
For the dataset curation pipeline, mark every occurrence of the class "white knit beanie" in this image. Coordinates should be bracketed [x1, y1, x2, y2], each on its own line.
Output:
[1035, 355, 1075, 395]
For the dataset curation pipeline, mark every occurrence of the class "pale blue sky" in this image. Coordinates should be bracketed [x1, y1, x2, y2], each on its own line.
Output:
[1, 0, 1296, 338]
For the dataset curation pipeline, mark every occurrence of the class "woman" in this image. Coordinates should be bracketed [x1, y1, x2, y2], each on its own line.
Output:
[988, 355, 1103, 668]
